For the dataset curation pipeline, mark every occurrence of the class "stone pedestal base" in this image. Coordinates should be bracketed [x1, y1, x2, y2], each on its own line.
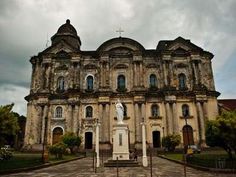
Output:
[112, 124, 129, 160]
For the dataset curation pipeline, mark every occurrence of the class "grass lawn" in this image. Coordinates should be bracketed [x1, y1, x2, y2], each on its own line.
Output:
[0, 152, 79, 173]
[164, 153, 184, 161]
[163, 150, 236, 169]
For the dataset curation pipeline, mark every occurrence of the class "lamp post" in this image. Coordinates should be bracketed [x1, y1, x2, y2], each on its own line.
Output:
[141, 118, 148, 167]
[42, 117, 49, 163]
[95, 118, 100, 167]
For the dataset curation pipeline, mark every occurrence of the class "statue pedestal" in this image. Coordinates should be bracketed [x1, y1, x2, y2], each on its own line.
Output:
[112, 124, 129, 160]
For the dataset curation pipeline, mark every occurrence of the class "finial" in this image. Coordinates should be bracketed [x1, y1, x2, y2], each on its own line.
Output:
[66, 19, 70, 24]
[116, 27, 124, 37]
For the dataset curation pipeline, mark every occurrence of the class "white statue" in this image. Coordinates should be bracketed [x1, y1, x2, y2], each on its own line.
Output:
[115, 99, 124, 124]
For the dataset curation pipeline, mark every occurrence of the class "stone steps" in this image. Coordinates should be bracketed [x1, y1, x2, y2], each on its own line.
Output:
[104, 159, 140, 167]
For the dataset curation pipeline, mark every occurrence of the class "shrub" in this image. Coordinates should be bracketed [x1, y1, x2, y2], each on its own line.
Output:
[0, 148, 13, 160]
[61, 132, 81, 154]
[162, 134, 181, 152]
[49, 142, 67, 159]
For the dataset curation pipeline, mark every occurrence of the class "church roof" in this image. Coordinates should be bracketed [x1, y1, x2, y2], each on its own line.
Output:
[57, 19, 77, 35]
[218, 99, 236, 111]
[51, 19, 81, 49]
[97, 37, 145, 54]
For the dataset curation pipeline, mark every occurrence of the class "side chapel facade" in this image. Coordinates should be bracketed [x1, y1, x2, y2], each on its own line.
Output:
[24, 20, 220, 150]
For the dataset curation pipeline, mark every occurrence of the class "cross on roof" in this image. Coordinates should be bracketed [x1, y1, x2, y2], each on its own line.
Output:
[116, 27, 124, 37]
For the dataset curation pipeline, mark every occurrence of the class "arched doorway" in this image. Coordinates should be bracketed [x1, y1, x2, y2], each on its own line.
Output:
[52, 127, 63, 144]
[182, 125, 194, 146]
[152, 131, 161, 148]
[85, 132, 93, 149]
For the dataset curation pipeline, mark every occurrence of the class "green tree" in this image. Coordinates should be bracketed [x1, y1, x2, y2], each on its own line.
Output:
[61, 132, 81, 154]
[0, 104, 19, 146]
[206, 111, 236, 159]
[49, 142, 67, 159]
[162, 134, 181, 152]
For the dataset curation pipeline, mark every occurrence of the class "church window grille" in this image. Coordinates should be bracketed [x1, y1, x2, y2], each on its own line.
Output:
[86, 106, 93, 118]
[86, 76, 94, 90]
[117, 75, 126, 90]
[149, 74, 157, 88]
[151, 104, 159, 117]
[178, 73, 186, 90]
[182, 104, 190, 117]
[55, 106, 63, 118]
[57, 77, 65, 91]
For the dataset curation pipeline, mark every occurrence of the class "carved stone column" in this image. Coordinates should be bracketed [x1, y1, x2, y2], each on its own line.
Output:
[134, 62, 137, 87]
[41, 105, 48, 144]
[192, 61, 198, 85]
[99, 104, 104, 142]
[172, 102, 179, 133]
[197, 61, 202, 84]
[134, 103, 141, 143]
[197, 102, 205, 144]
[105, 104, 110, 142]
[67, 105, 73, 132]
[105, 62, 109, 86]
[163, 62, 168, 86]
[165, 102, 172, 135]
[140, 62, 143, 86]
[73, 105, 79, 134]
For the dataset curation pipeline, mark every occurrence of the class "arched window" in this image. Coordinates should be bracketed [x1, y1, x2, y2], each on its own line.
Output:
[86, 76, 94, 90]
[151, 104, 159, 117]
[55, 106, 63, 118]
[182, 104, 190, 117]
[57, 77, 65, 91]
[178, 73, 186, 90]
[123, 104, 127, 117]
[149, 74, 157, 88]
[86, 106, 93, 118]
[117, 75, 126, 90]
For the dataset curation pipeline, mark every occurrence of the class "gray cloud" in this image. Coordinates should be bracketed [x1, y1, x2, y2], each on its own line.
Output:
[0, 0, 235, 115]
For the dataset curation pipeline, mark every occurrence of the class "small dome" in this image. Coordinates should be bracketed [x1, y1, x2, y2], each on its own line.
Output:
[57, 19, 77, 35]
[51, 19, 81, 49]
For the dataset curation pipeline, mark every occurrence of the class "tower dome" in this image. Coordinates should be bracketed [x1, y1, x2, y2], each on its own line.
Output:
[51, 19, 81, 49]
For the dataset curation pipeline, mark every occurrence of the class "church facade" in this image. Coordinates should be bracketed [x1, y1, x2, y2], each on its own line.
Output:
[24, 20, 220, 150]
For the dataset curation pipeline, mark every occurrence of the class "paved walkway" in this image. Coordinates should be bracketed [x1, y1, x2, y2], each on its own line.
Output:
[1, 157, 235, 177]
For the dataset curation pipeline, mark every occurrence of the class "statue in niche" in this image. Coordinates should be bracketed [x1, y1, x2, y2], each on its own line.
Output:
[115, 99, 124, 124]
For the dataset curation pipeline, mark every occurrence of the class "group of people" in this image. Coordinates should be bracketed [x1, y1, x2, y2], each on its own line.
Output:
[129, 148, 138, 161]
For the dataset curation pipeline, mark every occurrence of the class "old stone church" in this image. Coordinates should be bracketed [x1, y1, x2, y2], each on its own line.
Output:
[24, 19, 220, 150]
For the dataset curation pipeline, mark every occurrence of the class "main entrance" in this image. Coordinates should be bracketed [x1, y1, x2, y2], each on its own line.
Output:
[52, 127, 63, 144]
[182, 125, 194, 146]
[85, 132, 93, 149]
[152, 131, 161, 148]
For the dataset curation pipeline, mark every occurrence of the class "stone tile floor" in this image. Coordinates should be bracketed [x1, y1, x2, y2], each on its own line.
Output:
[1, 157, 235, 177]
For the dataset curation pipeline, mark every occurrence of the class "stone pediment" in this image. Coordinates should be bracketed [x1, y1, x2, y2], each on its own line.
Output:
[171, 47, 190, 57]
[42, 40, 77, 54]
[55, 50, 71, 59]
[167, 37, 203, 52]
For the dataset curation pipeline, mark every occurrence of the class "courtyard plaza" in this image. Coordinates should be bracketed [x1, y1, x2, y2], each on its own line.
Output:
[1, 156, 234, 177]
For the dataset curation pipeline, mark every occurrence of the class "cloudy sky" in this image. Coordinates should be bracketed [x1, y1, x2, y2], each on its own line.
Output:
[0, 0, 235, 116]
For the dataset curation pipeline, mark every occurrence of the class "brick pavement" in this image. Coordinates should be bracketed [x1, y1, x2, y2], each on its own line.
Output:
[1, 157, 235, 177]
